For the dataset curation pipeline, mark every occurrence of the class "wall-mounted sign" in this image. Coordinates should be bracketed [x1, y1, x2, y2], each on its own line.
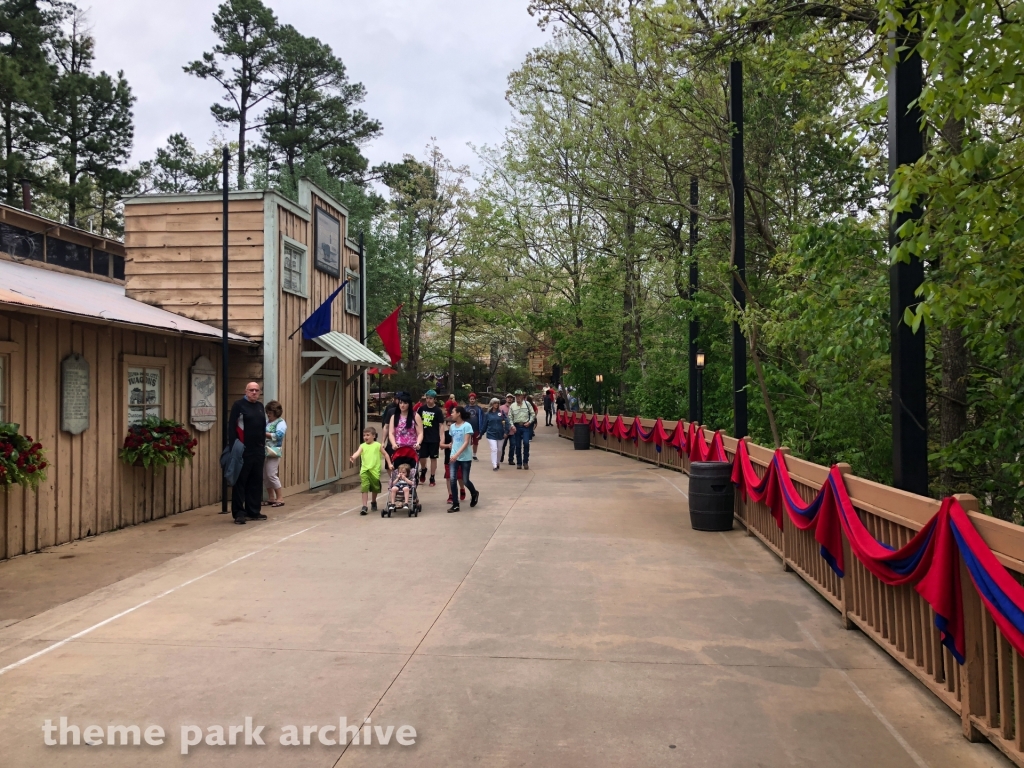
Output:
[190, 355, 217, 432]
[61, 354, 90, 434]
[314, 207, 341, 277]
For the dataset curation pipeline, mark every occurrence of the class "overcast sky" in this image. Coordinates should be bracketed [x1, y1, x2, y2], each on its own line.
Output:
[85, 0, 549, 174]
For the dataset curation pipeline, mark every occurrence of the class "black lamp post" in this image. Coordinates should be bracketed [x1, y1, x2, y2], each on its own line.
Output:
[595, 374, 604, 414]
[695, 350, 705, 426]
[472, 364, 476, 393]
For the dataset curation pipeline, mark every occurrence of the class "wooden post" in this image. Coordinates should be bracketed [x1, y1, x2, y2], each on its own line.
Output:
[956, 493, 986, 741]
[835, 463, 855, 629]
[778, 446, 792, 571]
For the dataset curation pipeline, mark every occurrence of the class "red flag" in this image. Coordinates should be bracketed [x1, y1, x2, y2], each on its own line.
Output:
[375, 305, 402, 365]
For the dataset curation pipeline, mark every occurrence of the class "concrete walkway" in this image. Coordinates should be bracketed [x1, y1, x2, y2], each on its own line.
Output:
[0, 428, 1005, 767]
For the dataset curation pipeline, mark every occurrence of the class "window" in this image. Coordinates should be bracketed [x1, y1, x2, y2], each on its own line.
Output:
[0, 221, 43, 261]
[112, 255, 125, 280]
[345, 269, 360, 315]
[282, 237, 307, 297]
[92, 250, 111, 277]
[127, 366, 162, 425]
[47, 237, 92, 272]
[0, 354, 7, 422]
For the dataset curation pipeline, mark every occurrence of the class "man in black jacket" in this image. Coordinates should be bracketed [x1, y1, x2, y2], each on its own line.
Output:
[229, 381, 268, 524]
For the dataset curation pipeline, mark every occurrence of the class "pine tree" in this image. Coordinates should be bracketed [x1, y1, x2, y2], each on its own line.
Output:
[184, 0, 278, 189]
[141, 133, 221, 193]
[46, 10, 134, 226]
[262, 24, 381, 180]
[0, 0, 65, 205]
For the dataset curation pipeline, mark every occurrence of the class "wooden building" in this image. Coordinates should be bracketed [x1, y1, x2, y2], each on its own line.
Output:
[0, 204, 251, 561]
[123, 179, 385, 496]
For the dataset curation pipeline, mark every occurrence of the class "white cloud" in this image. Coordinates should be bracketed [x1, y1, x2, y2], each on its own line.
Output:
[84, 0, 548, 173]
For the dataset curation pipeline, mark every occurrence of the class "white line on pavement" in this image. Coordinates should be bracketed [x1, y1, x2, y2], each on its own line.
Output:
[798, 624, 931, 768]
[0, 506, 359, 677]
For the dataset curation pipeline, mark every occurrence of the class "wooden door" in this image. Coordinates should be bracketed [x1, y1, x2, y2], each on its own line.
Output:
[310, 374, 343, 488]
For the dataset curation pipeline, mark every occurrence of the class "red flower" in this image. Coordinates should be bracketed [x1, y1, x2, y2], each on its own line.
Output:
[38, 461, 47, 469]
[25, 464, 36, 474]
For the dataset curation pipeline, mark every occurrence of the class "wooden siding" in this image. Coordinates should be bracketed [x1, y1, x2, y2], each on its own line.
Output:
[124, 199, 266, 339]
[0, 310, 225, 561]
[275, 196, 362, 488]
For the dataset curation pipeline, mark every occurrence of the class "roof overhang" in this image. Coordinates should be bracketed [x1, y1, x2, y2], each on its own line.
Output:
[300, 331, 389, 384]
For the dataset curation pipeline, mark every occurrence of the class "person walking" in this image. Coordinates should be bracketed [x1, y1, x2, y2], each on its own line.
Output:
[388, 392, 424, 454]
[508, 389, 536, 470]
[263, 400, 287, 508]
[482, 398, 510, 470]
[447, 406, 479, 512]
[417, 389, 445, 486]
[380, 393, 398, 453]
[465, 393, 486, 461]
[500, 393, 515, 465]
[543, 389, 554, 426]
[555, 389, 566, 416]
[351, 427, 391, 515]
[229, 381, 268, 524]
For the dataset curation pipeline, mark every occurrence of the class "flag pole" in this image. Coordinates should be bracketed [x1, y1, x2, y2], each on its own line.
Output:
[220, 146, 229, 514]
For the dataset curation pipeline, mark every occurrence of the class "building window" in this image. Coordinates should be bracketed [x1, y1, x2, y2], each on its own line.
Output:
[47, 237, 92, 272]
[345, 269, 360, 315]
[0, 354, 7, 422]
[112, 254, 125, 280]
[0, 221, 43, 260]
[93, 250, 111, 277]
[127, 366, 162, 425]
[282, 238, 307, 297]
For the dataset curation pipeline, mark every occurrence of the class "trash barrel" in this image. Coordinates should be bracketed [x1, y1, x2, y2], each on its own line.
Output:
[688, 461, 734, 531]
[573, 423, 591, 450]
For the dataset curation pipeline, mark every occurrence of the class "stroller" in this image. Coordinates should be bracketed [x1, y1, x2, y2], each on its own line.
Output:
[384, 446, 422, 518]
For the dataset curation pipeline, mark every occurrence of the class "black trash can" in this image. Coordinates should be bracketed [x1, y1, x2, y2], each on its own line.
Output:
[688, 461, 734, 531]
[573, 422, 591, 450]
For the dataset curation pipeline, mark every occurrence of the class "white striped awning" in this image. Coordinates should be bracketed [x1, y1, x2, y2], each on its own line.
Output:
[300, 331, 389, 384]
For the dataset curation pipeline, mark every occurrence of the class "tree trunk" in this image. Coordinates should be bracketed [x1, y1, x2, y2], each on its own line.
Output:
[488, 341, 499, 391]
[939, 325, 968, 493]
[237, 103, 247, 189]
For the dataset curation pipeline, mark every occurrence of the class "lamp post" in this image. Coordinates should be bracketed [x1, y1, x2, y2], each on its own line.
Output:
[595, 374, 604, 414]
[695, 350, 705, 426]
[472, 364, 476, 393]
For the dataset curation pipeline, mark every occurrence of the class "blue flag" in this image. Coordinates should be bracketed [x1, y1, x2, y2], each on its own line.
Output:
[301, 281, 347, 339]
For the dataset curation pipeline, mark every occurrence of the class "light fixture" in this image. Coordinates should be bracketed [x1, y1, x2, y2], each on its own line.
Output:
[595, 374, 603, 383]
[695, 350, 705, 370]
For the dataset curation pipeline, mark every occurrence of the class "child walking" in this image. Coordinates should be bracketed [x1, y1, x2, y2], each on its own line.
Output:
[447, 407, 479, 513]
[351, 427, 391, 515]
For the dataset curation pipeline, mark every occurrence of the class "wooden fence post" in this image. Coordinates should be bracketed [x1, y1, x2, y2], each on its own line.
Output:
[835, 463, 855, 630]
[956, 493, 986, 742]
[778, 447, 792, 571]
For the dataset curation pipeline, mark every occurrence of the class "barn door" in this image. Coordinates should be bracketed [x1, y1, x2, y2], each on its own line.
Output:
[310, 373, 343, 488]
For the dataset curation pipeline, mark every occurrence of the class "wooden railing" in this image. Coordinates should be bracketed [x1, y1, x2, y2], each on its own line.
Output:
[559, 415, 1024, 766]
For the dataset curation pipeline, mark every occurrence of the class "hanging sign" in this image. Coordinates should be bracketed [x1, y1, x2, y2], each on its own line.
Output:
[190, 355, 217, 432]
[61, 354, 90, 435]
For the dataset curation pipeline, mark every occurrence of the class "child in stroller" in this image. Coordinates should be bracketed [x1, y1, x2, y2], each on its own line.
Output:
[384, 445, 422, 517]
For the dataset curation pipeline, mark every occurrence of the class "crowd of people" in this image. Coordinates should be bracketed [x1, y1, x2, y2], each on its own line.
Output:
[221, 380, 581, 522]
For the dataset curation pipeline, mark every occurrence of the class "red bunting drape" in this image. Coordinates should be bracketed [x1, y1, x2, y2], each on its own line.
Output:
[563, 412, 1024, 668]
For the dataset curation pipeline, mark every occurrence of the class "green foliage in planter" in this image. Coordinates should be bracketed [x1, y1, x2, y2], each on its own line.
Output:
[0, 422, 48, 490]
[119, 418, 198, 470]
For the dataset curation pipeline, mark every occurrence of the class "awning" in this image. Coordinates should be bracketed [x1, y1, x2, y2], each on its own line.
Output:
[300, 331, 390, 384]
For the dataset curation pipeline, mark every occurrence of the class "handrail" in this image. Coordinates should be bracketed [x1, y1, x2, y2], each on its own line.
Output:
[559, 411, 1024, 766]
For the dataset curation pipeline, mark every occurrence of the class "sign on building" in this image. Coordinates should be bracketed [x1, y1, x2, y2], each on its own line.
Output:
[61, 354, 90, 434]
[190, 355, 217, 432]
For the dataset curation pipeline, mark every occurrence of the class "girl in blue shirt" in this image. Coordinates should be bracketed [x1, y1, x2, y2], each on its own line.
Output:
[447, 407, 478, 513]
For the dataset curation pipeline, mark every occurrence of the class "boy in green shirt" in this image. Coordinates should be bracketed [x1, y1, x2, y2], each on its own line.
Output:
[351, 427, 391, 515]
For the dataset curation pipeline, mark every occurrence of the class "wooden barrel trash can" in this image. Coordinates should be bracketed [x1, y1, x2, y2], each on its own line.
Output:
[688, 461, 735, 531]
[573, 423, 591, 450]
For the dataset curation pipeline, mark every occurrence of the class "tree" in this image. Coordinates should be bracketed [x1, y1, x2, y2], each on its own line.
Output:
[184, 0, 278, 189]
[46, 9, 134, 226]
[262, 24, 381, 180]
[0, 0, 66, 205]
[141, 133, 221, 193]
